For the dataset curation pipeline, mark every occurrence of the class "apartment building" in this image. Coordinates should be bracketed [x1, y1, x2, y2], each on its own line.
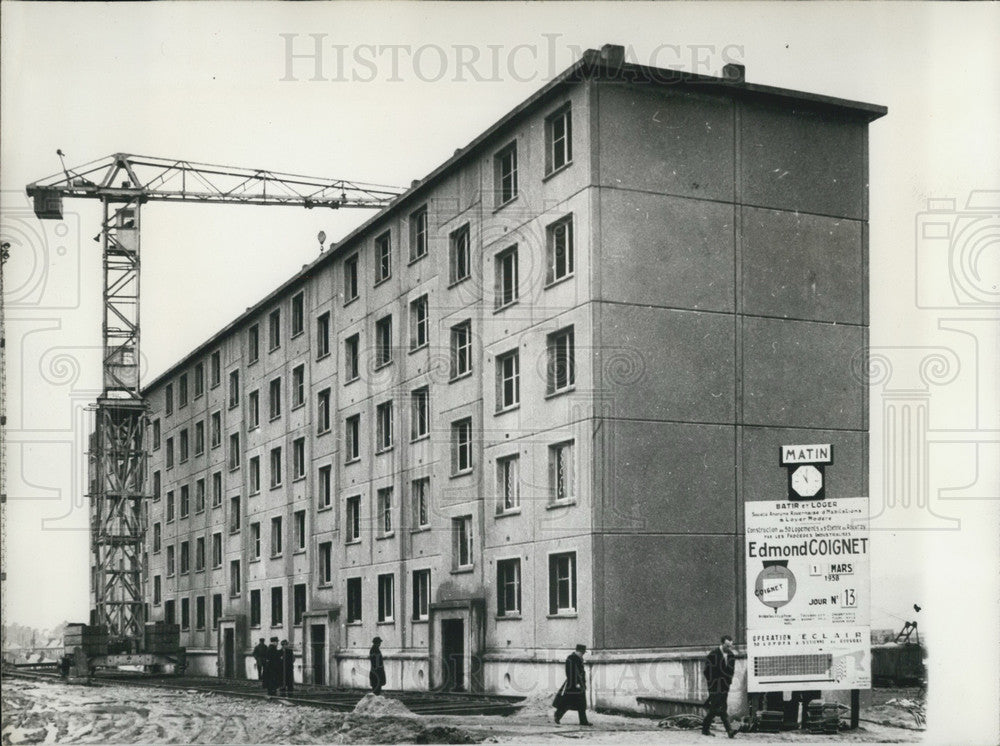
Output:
[140, 45, 886, 710]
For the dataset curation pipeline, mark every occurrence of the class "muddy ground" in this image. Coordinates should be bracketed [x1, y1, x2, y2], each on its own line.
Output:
[1, 678, 923, 745]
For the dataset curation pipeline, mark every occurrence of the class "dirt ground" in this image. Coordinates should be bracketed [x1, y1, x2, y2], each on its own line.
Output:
[1, 678, 923, 745]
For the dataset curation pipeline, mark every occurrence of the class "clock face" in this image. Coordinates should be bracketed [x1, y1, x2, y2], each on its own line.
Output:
[791, 464, 824, 498]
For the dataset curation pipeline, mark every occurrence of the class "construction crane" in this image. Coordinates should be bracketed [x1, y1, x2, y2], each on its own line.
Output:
[25, 153, 402, 669]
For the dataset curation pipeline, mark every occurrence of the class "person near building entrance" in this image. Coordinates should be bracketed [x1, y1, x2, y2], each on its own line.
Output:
[263, 637, 281, 696]
[252, 638, 268, 684]
[279, 639, 295, 696]
[553, 644, 591, 726]
[702, 635, 737, 738]
[369, 636, 386, 694]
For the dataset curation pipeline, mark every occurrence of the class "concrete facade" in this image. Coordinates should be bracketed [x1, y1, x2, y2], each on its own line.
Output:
[138, 47, 885, 712]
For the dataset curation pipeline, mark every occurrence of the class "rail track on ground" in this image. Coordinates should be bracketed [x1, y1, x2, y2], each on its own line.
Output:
[3, 667, 525, 716]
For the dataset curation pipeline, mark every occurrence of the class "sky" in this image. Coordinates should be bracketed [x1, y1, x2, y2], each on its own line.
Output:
[1, 2, 998, 740]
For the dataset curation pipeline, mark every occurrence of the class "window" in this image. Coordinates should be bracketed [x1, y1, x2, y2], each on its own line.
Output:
[195, 537, 205, 571]
[212, 472, 222, 507]
[346, 578, 362, 623]
[166, 437, 174, 469]
[194, 421, 205, 455]
[271, 516, 283, 557]
[269, 377, 282, 420]
[453, 516, 473, 569]
[451, 417, 473, 475]
[164, 600, 176, 626]
[212, 594, 223, 629]
[178, 374, 188, 408]
[346, 496, 361, 543]
[153, 576, 162, 605]
[374, 230, 392, 284]
[545, 104, 572, 174]
[244, 390, 258, 429]
[345, 415, 360, 463]
[166, 545, 175, 576]
[411, 478, 430, 529]
[229, 370, 239, 409]
[409, 295, 428, 350]
[250, 589, 261, 627]
[549, 552, 577, 614]
[495, 245, 518, 309]
[153, 522, 162, 552]
[250, 522, 261, 560]
[212, 532, 222, 568]
[450, 320, 472, 379]
[546, 215, 574, 285]
[376, 401, 393, 453]
[497, 558, 522, 617]
[546, 327, 575, 394]
[293, 438, 305, 480]
[152, 471, 161, 500]
[179, 429, 189, 463]
[410, 386, 429, 441]
[270, 447, 282, 488]
[409, 205, 428, 262]
[378, 574, 394, 622]
[152, 419, 161, 450]
[229, 432, 240, 469]
[375, 315, 392, 368]
[181, 598, 190, 630]
[180, 485, 190, 518]
[294, 583, 306, 625]
[319, 542, 332, 585]
[194, 362, 204, 399]
[165, 384, 173, 416]
[291, 292, 304, 337]
[294, 510, 306, 551]
[211, 411, 221, 448]
[271, 586, 283, 626]
[496, 349, 520, 411]
[268, 308, 281, 350]
[497, 454, 520, 513]
[195, 478, 206, 513]
[318, 466, 332, 509]
[292, 365, 305, 408]
[248, 324, 260, 364]
[494, 141, 518, 206]
[549, 440, 576, 503]
[449, 223, 471, 284]
[230, 559, 242, 596]
[230, 495, 241, 533]
[344, 254, 359, 302]
[166, 490, 175, 522]
[412, 569, 430, 621]
[317, 312, 330, 358]
[317, 389, 331, 434]
[210, 350, 221, 388]
[377, 487, 393, 536]
[344, 335, 360, 382]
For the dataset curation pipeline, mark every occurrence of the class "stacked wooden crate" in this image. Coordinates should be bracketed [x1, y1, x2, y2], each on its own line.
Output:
[144, 621, 180, 654]
[63, 624, 108, 656]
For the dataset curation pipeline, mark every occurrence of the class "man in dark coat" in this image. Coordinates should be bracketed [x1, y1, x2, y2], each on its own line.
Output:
[263, 637, 281, 696]
[702, 635, 737, 738]
[369, 636, 386, 694]
[553, 644, 591, 726]
[279, 639, 295, 696]
[252, 638, 268, 685]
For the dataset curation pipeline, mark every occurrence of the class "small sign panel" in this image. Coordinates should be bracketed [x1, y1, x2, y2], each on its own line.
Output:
[780, 444, 834, 465]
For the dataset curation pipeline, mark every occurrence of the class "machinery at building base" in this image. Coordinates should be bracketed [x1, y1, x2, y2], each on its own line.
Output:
[871, 611, 925, 687]
[27, 153, 400, 680]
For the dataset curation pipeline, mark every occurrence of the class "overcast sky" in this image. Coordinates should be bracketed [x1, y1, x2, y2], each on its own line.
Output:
[2, 2, 998, 740]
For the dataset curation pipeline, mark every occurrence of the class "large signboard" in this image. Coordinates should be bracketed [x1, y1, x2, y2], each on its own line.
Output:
[745, 497, 871, 691]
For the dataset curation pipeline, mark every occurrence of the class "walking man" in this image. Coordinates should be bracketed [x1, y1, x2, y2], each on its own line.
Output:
[369, 636, 386, 694]
[553, 644, 591, 726]
[263, 636, 281, 696]
[252, 638, 267, 684]
[279, 639, 295, 696]
[702, 635, 737, 738]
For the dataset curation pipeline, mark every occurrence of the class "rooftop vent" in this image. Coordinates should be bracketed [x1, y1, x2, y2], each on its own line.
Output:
[599, 44, 625, 69]
[722, 63, 746, 83]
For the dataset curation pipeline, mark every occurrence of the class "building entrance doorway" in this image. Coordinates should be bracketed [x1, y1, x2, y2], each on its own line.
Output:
[222, 628, 235, 679]
[310, 624, 326, 685]
[441, 619, 465, 691]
